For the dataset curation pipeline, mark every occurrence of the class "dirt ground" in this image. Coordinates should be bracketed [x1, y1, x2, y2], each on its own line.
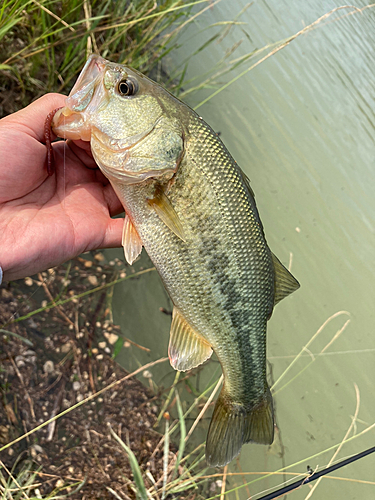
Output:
[0, 254, 192, 499]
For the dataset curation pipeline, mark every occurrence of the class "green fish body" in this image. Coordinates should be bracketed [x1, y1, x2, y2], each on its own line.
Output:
[52, 55, 299, 466]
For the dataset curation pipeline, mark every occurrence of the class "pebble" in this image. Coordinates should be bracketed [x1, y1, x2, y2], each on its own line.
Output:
[43, 360, 54, 374]
[104, 347, 111, 354]
[124, 341, 131, 348]
[32, 444, 44, 454]
[96, 354, 104, 361]
[143, 370, 152, 379]
[76, 394, 84, 402]
[94, 252, 105, 262]
[209, 482, 217, 492]
[98, 341, 106, 349]
[87, 275, 98, 286]
[91, 348, 99, 355]
[55, 479, 64, 489]
[21, 350, 37, 364]
[72, 381, 81, 391]
[61, 342, 71, 353]
[84, 260, 93, 268]
[15, 356, 25, 368]
[105, 333, 118, 345]
[27, 319, 38, 329]
[24, 277, 33, 286]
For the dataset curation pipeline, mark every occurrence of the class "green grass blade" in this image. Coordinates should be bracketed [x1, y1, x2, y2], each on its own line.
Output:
[109, 426, 149, 500]
[172, 391, 186, 480]
[161, 418, 170, 500]
[0, 328, 34, 346]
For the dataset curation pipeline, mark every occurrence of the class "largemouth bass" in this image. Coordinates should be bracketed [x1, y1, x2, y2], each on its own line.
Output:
[52, 54, 300, 466]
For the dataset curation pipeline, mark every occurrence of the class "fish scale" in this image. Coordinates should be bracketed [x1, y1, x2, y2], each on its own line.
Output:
[52, 54, 300, 466]
[119, 114, 273, 402]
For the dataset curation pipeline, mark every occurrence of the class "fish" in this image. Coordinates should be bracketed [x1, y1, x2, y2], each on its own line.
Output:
[52, 54, 300, 467]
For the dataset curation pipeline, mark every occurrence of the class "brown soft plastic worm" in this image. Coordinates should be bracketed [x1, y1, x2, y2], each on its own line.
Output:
[44, 107, 63, 176]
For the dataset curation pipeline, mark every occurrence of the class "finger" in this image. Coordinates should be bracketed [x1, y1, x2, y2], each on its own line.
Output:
[68, 139, 92, 154]
[65, 140, 97, 169]
[5, 93, 67, 144]
[103, 183, 124, 216]
[98, 217, 124, 249]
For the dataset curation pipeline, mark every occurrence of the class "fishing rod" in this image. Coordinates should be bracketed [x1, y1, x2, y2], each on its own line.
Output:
[256, 445, 375, 500]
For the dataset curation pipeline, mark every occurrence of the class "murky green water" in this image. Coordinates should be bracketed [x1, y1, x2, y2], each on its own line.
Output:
[110, 2, 375, 498]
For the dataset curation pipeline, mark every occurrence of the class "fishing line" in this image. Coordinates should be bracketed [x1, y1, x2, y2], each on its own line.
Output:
[254, 446, 375, 500]
[63, 112, 66, 208]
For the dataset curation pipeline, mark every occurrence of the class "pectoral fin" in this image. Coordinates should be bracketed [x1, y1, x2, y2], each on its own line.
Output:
[122, 214, 143, 265]
[148, 185, 185, 241]
[272, 253, 300, 305]
[169, 308, 213, 372]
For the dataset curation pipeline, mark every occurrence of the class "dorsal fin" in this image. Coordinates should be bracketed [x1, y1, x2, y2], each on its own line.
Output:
[271, 253, 300, 305]
[147, 184, 185, 242]
[122, 214, 143, 265]
[168, 307, 212, 372]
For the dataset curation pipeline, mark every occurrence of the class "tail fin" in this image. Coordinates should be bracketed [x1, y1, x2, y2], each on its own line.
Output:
[205, 387, 274, 467]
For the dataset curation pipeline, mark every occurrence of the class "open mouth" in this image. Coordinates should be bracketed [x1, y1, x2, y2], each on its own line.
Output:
[51, 55, 108, 141]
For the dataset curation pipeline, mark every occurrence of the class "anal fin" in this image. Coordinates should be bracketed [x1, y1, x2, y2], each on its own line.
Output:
[271, 253, 300, 306]
[122, 214, 143, 265]
[169, 307, 212, 372]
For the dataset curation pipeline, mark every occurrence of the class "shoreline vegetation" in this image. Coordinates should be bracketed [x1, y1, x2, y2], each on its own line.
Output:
[1, 1, 374, 499]
[0, 0, 195, 115]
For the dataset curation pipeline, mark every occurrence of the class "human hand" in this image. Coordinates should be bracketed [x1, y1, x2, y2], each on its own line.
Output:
[0, 93, 123, 282]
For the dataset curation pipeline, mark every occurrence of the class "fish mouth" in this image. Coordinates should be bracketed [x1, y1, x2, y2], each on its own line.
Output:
[68, 54, 106, 107]
[52, 54, 107, 141]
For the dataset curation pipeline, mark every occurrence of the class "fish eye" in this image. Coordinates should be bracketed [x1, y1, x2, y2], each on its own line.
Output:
[117, 78, 138, 97]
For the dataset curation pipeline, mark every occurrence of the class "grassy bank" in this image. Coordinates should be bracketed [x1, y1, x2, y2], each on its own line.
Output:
[0, 0, 201, 116]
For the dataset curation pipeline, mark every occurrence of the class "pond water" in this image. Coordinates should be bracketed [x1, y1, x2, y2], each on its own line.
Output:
[109, 1, 375, 498]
